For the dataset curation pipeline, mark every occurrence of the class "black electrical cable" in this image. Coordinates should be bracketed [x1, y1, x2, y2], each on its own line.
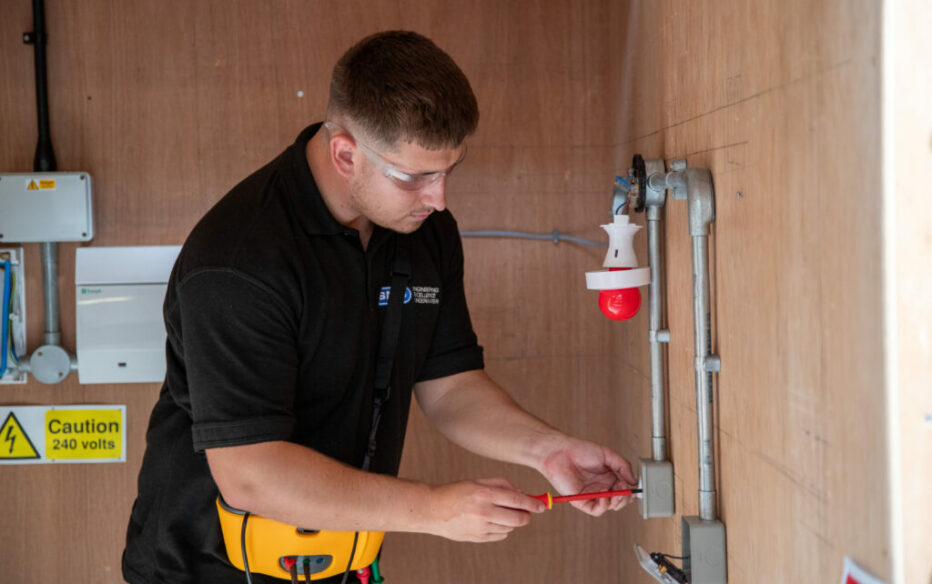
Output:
[28, 0, 56, 172]
[304, 558, 312, 584]
[241, 512, 253, 584]
[340, 531, 360, 584]
[649, 552, 689, 584]
[289, 560, 299, 584]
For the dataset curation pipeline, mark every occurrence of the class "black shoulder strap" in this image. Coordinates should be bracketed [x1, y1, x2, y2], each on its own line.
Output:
[362, 234, 410, 472]
[373, 235, 410, 395]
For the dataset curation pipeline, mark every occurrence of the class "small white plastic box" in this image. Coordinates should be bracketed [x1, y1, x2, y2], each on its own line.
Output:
[75, 245, 180, 384]
[0, 172, 94, 242]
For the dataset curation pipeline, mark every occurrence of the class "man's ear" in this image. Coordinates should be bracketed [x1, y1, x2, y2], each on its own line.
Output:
[329, 133, 357, 178]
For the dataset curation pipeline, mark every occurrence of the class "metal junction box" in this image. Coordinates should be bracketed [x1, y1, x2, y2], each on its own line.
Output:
[682, 516, 727, 584]
[638, 458, 675, 518]
[0, 172, 93, 242]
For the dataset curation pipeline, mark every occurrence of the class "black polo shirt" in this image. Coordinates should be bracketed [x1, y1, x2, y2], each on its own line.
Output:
[123, 123, 484, 584]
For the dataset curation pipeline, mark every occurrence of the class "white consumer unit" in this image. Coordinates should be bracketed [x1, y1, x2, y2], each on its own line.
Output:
[75, 245, 180, 384]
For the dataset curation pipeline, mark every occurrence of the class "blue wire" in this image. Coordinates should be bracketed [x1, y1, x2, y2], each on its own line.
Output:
[1, 260, 11, 377]
[460, 230, 606, 248]
[7, 270, 16, 365]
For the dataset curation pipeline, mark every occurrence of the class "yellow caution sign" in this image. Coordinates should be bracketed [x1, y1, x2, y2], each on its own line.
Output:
[0, 412, 40, 460]
[44, 408, 123, 460]
[0, 405, 125, 464]
[26, 179, 39, 191]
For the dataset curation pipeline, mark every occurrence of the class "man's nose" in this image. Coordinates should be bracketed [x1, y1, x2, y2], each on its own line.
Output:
[420, 178, 447, 212]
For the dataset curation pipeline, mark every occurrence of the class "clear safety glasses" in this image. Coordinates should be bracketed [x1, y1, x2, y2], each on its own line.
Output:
[325, 123, 467, 191]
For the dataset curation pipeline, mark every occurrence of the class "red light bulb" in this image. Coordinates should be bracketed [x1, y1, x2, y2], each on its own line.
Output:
[597, 268, 642, 320]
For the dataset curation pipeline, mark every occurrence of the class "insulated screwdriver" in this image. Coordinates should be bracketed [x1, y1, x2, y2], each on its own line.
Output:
[531, 488, 642, 510]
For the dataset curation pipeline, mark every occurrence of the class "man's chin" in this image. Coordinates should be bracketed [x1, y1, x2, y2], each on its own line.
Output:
[380, 216, 427, 234]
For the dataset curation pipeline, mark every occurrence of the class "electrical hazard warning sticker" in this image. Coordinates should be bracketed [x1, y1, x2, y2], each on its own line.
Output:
[0, 412, 40, 460]
[0, 405, 125, 465]
[24, 178, 55, 191]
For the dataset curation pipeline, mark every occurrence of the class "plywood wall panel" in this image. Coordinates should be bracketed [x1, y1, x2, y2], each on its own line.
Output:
[0, 1, 638, 583]
[616, 0, 889, 582]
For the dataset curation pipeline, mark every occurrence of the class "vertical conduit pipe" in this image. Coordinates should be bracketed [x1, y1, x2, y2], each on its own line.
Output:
[40, 241, 60, 346]
[31, 0, 62, 348]
[690, 232, 716, 521]
[650, 167, 718, 521]
[643, 169, 671, 463]
[647, 207, 666, 461]
[22, 0, 75, 383]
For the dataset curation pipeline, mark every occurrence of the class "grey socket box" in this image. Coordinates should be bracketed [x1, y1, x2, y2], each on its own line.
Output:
[681, 516, 727, 584]
[638, 458, 675, 518]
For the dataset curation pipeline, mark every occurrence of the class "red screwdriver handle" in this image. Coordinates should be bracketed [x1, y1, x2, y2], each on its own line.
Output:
[531, 488, 641, 510]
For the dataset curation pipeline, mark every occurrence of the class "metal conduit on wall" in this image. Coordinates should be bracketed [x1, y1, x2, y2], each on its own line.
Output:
[646, 159, 727, 584]
[15, 0, 79, 384]
[623, 156, 678, 526]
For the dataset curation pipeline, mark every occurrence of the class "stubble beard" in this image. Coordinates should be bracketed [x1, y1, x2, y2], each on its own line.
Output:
[349, 175, 424, 234]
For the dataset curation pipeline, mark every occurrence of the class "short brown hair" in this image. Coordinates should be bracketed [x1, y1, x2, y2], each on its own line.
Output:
[328, 31, 479, 149]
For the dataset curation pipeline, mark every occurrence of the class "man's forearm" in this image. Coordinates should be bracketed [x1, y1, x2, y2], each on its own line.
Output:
[414, 370, 567, 471]
[207, 440, 432, 533]
[206, 439, 544, 542]
[415, 370, 639, 519]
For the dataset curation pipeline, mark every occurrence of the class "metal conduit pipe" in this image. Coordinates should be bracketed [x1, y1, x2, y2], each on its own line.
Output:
[18, 0, 76, 383]
[642, 159, 670, 463]
[646, 210, 667, 461]
[29, 0, 65, 351]
[625, 156, 675, 521]
[40, 241, 61, 346]
[650, 164, 719, 521]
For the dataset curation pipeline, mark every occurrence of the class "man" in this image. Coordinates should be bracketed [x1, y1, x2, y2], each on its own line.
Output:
[123, 30, 636, 584]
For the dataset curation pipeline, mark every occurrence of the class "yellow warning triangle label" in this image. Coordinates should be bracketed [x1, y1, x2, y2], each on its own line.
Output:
[0, 412, 40, 459]
[26, 180, 39, 191]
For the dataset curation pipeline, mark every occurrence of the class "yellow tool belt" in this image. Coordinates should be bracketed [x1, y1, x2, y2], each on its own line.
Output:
[217, 497, 384, 581]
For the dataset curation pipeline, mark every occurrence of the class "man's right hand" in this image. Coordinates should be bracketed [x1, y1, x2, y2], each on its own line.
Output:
[425, 478, 545, 542]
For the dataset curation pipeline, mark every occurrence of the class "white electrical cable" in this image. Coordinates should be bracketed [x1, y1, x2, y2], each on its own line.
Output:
[460, 230, 606, 248]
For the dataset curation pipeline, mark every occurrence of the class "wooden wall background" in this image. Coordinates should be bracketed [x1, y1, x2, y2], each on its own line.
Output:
[1, 0, 923, 583]
[610, 0, 896, 582]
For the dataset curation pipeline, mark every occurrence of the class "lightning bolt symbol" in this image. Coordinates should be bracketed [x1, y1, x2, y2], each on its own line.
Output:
[4, 424, 15, 454]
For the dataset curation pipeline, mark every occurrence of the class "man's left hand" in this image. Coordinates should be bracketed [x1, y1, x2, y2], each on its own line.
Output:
[537, 437, 638, 516]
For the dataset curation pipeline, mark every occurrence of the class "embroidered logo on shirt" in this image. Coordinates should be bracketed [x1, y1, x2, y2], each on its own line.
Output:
[410, 286, 440, 305]
[378, 285, 440, 306]
[378, 286, 412, 306]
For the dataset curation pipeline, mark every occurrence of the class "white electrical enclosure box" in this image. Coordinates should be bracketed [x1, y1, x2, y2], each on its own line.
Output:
[75, 245, 180, 384]
[0, 172, 94, 242]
